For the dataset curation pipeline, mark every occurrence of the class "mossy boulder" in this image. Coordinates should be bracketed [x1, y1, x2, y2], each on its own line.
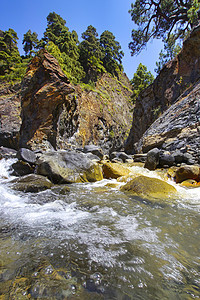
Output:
[11, 174, 53, 192]
[120, 175, 177, 200]
[102, 162, 130, 179]
[175, 165, 200, 183]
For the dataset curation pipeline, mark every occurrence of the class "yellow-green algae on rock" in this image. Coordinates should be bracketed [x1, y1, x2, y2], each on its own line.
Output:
[120, 175, 177, 200]
[102, 162, 130, 179]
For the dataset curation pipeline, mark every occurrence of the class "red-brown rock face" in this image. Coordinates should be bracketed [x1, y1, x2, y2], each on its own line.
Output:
[125, 25, 200, 154]
[19, 49, 74, 150]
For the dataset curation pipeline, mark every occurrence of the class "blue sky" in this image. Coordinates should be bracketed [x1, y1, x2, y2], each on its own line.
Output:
[0, 0, 163, 79]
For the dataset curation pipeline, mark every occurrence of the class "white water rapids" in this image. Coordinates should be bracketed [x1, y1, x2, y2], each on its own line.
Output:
[0, 158, 200, 299]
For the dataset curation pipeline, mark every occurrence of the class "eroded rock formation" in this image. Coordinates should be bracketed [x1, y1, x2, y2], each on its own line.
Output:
[19, 49, 75, 150]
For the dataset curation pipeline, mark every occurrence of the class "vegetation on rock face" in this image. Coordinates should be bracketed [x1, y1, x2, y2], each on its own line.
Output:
[130, 63, 154, 102]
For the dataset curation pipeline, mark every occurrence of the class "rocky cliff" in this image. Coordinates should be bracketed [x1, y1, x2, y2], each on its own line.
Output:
[137, 80, 200, 162]
[125, 25, 200, 154]
[57, 73, 133, 153]
[1, 50, 133, 152]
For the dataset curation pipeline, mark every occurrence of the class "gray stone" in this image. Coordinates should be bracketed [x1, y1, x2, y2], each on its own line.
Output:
[16, 148, 36, 164]
[144, 148, 160, 170]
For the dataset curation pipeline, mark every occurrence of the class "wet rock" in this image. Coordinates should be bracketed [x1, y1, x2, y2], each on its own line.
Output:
[120, 175, 177, 199]
[180, 179, 200, 188]
[133, 153, 147, 163]
[102, 162, 130, 179]
[172, 150, 184, 164]
[10, 174, 53, 192]
[144, 148, 160, 170]
[11, 160, 34, 176]
[182, 152, 196, 165]
[16, 148, 36, 164]
[51, 185, 70, 194]
[83, 145, 104, 160]
[36, 150, 103, 184]
[175, 165, 200, 183]
[110, 151, 133, 163]
[159, 152, 175, 168]
[0, 146, 17, 159]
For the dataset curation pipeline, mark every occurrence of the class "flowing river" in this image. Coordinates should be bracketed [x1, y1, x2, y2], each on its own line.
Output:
[0, 158, 200, 299]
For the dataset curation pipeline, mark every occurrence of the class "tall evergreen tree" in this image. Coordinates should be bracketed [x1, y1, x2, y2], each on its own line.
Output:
[130, 63, 154, 102]
[0, 29, 21, 78]
[100, 30, 124, 76]
[43, 12, 85, 83]
[23, 30, 39, 57]
[79, 25, 104, 82]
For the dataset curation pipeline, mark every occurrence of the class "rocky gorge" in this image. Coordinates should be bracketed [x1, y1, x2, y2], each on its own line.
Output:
[0, 25, 200, 300]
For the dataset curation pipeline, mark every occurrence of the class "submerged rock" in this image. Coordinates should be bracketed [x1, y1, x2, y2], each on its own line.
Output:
[36, 150, 103, 184]
[120, 175, 177, 200]
[10, 174, 53, 192]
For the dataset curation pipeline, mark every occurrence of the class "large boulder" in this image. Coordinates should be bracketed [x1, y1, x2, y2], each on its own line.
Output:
[120, 175, 177, 200]
[36, 150, 103, 184]
[125, 26, 200, 155]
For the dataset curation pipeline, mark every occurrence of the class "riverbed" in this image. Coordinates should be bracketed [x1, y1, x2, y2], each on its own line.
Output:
[0, 158, 199, 299]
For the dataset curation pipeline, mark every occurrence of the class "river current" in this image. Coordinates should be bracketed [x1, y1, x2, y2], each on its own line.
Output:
[0, 158, 199, 299]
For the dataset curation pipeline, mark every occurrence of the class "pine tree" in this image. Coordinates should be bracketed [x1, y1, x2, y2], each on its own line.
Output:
[43, 12, 85, 83]
[79, 25, 104, 82]
[0, 29, 23, 81]
[130, 63, 154, 102]
[23, 30, 39, 57]
[100, 30, 124, 76]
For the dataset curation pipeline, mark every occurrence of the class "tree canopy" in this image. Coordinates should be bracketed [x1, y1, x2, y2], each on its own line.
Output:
[129, 0, 200, 56]
[130, 63, 154, 102]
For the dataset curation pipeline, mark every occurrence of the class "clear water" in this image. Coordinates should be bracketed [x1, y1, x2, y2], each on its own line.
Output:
[0, 159, 200, 299]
